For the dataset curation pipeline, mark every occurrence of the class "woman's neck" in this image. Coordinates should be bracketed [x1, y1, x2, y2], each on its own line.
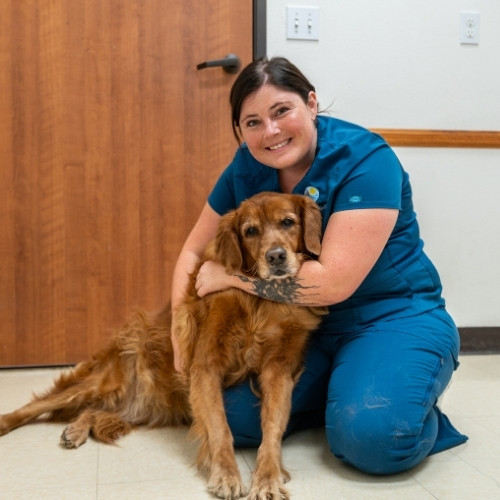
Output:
[278, 164, 310, 193]
[279, 128, 318, 193]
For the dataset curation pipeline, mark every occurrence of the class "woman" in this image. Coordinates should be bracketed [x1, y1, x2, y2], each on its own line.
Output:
[171, 57, 467, 475]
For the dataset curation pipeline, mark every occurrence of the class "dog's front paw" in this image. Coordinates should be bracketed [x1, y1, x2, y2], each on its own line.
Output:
[60, 424, 89, 449]
[248, 475, 290, 500]
[207, 471, 247, 499]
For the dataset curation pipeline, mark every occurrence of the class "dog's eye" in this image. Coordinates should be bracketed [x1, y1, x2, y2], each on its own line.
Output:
[281, 218, 295, 228]
[245, 226, 259, 237]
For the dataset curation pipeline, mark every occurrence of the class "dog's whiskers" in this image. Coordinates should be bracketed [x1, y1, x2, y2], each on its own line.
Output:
[247, 261, 260, 277]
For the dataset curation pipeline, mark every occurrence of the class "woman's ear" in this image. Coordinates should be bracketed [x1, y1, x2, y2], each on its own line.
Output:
[307, 91, 318, 119]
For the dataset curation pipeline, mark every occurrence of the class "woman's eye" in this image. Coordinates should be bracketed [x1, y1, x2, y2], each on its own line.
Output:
[276, 107, 289, 116]
[245, 119, 259, 128]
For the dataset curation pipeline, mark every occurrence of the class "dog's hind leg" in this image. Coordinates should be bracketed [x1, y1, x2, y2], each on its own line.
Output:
[0, 374, 114, 439]
[0, 359, 103, 437]
[0, 388, 85, 437]
[60, 409, 133, 448]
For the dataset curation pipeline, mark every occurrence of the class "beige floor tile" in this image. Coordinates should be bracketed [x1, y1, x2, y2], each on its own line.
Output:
[412, 457, 500, 499]
[0, 367, 66, 383]
[287, 467, 435, 500]
[0, 435, 98, 490]
[444, 380, 500, 417]
[0, 368, 66, 412]
[472, 415, 500, 437]
[458, 354, 500, 378]
[460, 458, 500, 485]
[0, 419, 68, 446]
[2, 484, 96, 500]
[98, 478, 213, 500]
[445, 414, 500, 460]
[1, 354, 499, 499]
[97, 427, 197, 484]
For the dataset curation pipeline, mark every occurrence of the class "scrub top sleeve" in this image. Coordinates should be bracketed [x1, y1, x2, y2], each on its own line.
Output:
[207, 165, 237, 216]
[333, 146, 403, 213]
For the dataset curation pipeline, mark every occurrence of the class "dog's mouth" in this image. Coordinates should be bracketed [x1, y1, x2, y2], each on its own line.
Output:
[273, 269, 287, 277]
[247, 265, 294, 280]
[263, 262, 299, 280]
[269, 266, 298, 279]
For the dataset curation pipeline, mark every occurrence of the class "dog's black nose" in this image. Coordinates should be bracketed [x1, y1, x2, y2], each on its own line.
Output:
[266, 247, 287, 264]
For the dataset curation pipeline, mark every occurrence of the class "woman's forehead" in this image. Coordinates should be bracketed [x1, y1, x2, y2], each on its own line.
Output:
[240, 85, 300, 115]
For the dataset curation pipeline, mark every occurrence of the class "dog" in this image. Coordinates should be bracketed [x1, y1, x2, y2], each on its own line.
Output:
[0, 192, 326, 500]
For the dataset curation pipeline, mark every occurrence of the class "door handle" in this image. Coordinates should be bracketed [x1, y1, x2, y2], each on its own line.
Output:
[196, 54, 241, 74]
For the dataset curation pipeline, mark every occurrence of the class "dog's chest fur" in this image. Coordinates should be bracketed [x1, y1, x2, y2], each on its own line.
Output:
[187, 288, 323, 387]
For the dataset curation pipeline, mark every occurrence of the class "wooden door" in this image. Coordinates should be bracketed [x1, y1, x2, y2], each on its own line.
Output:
[0, 0, 253, 366]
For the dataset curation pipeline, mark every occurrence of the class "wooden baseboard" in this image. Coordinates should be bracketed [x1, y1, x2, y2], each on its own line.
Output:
[2, 327, 498, 369]
[459, 327, 500, 354]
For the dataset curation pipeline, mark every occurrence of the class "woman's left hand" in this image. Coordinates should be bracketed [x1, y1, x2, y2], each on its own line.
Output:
[195, 260, 232, 297]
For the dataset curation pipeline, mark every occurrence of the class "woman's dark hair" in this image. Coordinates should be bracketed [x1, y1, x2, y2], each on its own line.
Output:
[229, 57, 316, 144]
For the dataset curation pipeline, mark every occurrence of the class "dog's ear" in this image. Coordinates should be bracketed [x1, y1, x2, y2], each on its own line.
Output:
[300, 196, 322, 257]
[215, 211, 243, 271]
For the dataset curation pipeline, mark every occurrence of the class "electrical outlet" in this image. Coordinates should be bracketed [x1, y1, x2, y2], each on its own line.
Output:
[460, 11, 480, 45]
[286, 6, 319, 41]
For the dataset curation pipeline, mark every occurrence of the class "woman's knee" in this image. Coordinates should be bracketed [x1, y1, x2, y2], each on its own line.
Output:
[224, 382, 262, 447]
[225, 339, 332, 448]
[325, 402, 438, 475]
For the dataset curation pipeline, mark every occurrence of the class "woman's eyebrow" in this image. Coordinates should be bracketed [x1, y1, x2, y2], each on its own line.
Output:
[241, 112, 259, 122]
[241, 101, 292, 122]
[270, 100, 291, 110]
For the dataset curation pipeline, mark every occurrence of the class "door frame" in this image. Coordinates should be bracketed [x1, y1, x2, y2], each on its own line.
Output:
[253, 0, 267, 59]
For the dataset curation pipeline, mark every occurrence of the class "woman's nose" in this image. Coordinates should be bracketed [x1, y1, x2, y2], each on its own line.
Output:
[263, 119, 280, 136]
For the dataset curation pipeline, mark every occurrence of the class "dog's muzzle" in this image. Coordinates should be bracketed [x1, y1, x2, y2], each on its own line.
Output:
[265, 247, 290, 277]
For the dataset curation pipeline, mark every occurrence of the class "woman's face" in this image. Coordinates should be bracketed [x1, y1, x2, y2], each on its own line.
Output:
[238, 84, 318, 174]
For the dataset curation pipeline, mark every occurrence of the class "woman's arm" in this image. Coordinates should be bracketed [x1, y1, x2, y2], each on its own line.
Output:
[170, 202, 221, 371]
[195, 208, 399, 307]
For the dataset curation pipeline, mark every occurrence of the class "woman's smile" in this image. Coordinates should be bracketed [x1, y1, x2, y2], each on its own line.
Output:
[267, 138, 291, 151]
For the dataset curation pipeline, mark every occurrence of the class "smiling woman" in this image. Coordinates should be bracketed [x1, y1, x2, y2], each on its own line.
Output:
[238, 85, 318, 190]
[171, 56, 468, 481]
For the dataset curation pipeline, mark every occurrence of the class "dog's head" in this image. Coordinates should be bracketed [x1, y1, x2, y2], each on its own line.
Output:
[214, 192, 322, 279]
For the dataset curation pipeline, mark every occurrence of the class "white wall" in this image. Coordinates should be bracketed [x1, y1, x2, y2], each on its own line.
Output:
[267, 0, 500, 327]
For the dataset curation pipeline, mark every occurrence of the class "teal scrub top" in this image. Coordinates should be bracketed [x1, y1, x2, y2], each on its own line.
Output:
[208, 115, 445, 332]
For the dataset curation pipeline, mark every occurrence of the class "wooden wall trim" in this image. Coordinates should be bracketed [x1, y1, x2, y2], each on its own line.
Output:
[371, 129, 500, 148]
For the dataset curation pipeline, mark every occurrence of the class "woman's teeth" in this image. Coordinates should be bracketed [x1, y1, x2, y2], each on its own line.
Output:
[268, 139, 290, 150]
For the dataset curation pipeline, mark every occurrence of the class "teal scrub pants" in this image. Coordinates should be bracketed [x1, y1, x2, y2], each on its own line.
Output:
[223, 306, 468, 475]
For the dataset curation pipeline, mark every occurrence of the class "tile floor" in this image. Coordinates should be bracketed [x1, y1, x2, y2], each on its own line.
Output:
[0, 354, 499, 500]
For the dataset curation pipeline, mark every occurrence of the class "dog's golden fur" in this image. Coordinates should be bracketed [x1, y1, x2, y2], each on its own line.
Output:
[0, 192, 325, 500]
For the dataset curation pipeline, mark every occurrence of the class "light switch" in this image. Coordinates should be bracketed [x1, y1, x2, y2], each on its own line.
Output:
[286, 6, 319, 41]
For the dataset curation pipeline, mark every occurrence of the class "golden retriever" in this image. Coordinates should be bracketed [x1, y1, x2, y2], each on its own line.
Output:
[0, 192, 326, 500]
